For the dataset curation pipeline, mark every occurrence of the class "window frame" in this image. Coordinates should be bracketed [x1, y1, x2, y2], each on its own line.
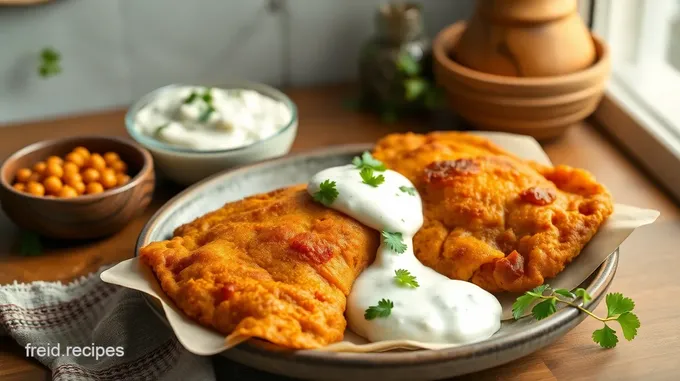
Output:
[590, 0, 680, 201]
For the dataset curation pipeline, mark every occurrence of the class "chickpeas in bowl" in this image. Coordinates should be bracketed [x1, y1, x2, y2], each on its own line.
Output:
[0, 136, 154, 239]
[11, 146, 131, 198]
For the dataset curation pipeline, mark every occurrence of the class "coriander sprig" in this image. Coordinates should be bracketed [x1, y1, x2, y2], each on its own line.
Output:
[313, 180, 339, 206]
[399, 186, 416, 196]
[352, 152, 386, 172]
[360, 167, 385, 187]
[394, 269, 419, 288]
[38, 48, 62, 78]
[364, 299, 393, 320]
[382, 231, 407, 254]
[512, 285, 640, 348]
[183, 87, 216, 122]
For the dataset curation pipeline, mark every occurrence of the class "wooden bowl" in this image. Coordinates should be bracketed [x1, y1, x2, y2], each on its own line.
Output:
[0, 136, 155, 239]
[433, 22, 611, 139]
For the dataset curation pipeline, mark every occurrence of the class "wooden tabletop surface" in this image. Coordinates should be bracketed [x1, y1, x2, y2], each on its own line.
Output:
[0, 85, 678, 381]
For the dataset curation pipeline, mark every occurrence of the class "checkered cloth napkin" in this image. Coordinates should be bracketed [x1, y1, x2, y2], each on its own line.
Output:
[0, 268, 215, 381]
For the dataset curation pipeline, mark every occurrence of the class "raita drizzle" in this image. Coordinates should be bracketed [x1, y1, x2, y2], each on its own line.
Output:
[308, 164, 502, 344]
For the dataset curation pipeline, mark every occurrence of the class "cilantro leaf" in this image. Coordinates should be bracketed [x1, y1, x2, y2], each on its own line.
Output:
[364, 299, 393, 320]
[38, 47, 62, 78]
[531, 298, 557, 320]
[394, 269, 419, 288]
[592, 324, 619, 348]
[198, 105, 215, 123]
[153, 123, 170, 138]
[606, 293, 635, 318]
[399, 186, 416, 196]
[183, 92, 198, 104]
[313, 180, 339, 206]
[201, 88, 213, 103]
[616, 312, 640, 341]
[554, 289, 576, 299]
[353, 152, 386, 172]
[512, 293, 539, 319]
[360, 167, 385, 187]
[526, 284, 550, 298]
[574, 288, 592, 304]
[382, 231, 407, 254]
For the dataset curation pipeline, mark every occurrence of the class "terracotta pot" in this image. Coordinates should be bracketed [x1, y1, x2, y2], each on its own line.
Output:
[454, 0, 595, 77]
[433, 22, 610, 140]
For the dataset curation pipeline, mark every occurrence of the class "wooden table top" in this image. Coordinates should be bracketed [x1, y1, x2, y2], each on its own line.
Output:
[1, 85, 678, 381]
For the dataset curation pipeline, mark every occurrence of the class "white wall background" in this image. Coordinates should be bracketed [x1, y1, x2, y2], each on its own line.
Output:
[0, 0, 473, 125]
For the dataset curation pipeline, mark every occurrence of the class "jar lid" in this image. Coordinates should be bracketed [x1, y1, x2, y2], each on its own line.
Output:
[376, 3, 424, 44]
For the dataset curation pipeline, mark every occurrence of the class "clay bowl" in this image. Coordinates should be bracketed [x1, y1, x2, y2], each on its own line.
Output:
[433, 22, 611, 139]
[0, 136, 155, 239]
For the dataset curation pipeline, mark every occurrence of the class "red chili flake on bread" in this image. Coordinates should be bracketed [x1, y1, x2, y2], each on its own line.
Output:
[520, 186, 557, 206]
[289, 232, 334, 264]
[424, 159, 480, 185]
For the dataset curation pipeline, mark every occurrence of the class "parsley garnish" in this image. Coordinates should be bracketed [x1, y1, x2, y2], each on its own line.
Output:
[360, 167, 385, 187]
[352, 152, 386, 172]
[183, 91, 198, 104]
[394, 269, 419, 288]
[153, 123, 170, 138]
[313, 180, 339, 206]
[38, 48, 62, 78]
[399, 186, 416, 196]
[382, 231, 407, 254]
[364, 299, 393, 320]
[512, 285, 640, 348]
[198, 105, 216, 123]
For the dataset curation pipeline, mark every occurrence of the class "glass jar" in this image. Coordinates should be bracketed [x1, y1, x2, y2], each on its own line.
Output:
[358, 3, 434, 120]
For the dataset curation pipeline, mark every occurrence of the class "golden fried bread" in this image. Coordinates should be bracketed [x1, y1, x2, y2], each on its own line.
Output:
[140, 185, 379, 348]
[373, 132, 613, 293]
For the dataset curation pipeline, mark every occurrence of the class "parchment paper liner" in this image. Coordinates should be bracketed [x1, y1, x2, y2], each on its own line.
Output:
[101, 132, 659, 355]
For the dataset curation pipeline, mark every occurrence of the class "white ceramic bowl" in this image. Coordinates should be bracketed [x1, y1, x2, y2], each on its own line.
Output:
[125, 83, 298, 185]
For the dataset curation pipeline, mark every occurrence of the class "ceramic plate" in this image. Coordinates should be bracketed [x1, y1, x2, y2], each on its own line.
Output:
[135, 144, 617, 381]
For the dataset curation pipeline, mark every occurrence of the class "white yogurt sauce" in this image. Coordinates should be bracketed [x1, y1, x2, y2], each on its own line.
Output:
[308, 164, 502, 344]
[134, 86, 291, 151]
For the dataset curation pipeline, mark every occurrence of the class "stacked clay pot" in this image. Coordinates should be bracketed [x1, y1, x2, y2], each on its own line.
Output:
[433, 0, 610, 139]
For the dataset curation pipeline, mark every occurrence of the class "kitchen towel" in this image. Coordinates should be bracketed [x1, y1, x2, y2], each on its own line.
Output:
[0, 268, 215, 381]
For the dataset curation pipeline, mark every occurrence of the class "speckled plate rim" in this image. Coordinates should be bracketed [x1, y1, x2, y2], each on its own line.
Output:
[135, 143, 618, 368]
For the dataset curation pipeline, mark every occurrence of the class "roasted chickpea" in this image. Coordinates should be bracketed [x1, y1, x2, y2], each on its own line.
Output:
[81, 168, 100, 184]
[65, 152, 85, 167]
[73, 181, 86, 195]
[103, 152, 120, 166]
[86, 182, 104, 194]
[43, 176, 63, 195]
[46, 156, 64, 167]
[32, 161, 47, 175]
[111, 160, 128, 174]
[63, 162, 79, 175]
[45, 162, 64, 178]
[28, 172, 42, 183]
[13, 183, 26, 192]
[116, 173, 131, 186]
[87, 154, 107, 171]
[58, 185, 78, 198]
[100, 169, 117, 189]
[73, 146, 90, 159]
[26, 181, 45, 196]
[15, 168, 32, 183]
[63, 172, 83, 187]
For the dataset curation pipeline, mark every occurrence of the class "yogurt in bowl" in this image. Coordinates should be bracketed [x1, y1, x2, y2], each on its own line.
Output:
[126, 83, 298, 185]
[134, 86, 293, 151]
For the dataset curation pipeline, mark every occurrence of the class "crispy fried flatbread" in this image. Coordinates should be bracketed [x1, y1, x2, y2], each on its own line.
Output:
[140, 185, 379, 349]
[373, 132, 613, 292]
